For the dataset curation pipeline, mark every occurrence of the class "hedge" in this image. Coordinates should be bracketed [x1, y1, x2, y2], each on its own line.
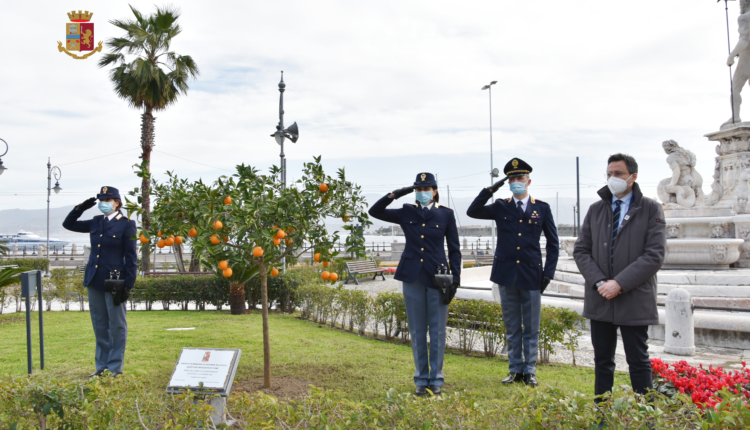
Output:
[297, 285, 586, 362]
[1, 258, 49, 272]
[2, 375, 748, 429]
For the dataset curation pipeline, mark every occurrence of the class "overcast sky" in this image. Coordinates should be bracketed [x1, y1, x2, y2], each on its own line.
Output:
[0, 0, 740, 216]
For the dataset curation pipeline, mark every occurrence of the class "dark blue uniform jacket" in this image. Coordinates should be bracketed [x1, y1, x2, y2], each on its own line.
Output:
[467, 189, 559, 290]
[62, 208, 138, 292]
[369, 195, 461, 288]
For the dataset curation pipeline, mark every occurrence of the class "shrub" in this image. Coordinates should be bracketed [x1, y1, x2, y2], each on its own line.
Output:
[1, 258, 50, 272]
[373, 292, 401, 339]
[448, 299, 482, 354]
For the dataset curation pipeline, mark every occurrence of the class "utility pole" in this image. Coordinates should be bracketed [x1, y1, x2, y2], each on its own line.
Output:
[576, 157, 581, 235]
[481, 80, 499, 252]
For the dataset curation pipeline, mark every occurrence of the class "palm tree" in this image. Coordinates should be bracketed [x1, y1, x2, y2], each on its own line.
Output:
[99, 5, 199, 273]
[0, 240, 9, 257]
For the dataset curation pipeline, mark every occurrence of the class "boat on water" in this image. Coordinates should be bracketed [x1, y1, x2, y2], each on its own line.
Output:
[0, 231, 70, 250]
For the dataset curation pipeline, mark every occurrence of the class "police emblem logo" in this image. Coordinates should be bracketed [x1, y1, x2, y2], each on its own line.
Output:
[57, 11, 103, 60]
[512, 159, 519, 168]
[102, 186, 108, 194]
[420, 173, 426, 181]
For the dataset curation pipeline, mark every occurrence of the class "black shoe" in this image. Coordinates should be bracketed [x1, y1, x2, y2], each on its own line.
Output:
[501, 372, 525, 384]
[89, 370, 104, 378]
[110, 372, 122, 378]
[524, 373, 538, 387]
[415, 386, 427, 396]
[428, 385, 442, 396]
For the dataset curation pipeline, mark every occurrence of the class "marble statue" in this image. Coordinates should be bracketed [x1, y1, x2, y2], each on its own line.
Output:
[657, 140, 705, 208]
[734, 168, 750, 213]
[724, 0, 750, 127]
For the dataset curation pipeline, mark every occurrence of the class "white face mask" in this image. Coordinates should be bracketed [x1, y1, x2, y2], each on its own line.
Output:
[607, 175, 633, 195]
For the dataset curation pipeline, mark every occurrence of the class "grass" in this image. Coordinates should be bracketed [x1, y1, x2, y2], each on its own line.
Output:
[0, 310, 628, 401]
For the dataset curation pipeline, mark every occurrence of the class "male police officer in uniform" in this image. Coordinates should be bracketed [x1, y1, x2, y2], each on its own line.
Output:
[63, 186, 137, 377]
[369, 173, 461, 395]
[467, 158, 559, 387]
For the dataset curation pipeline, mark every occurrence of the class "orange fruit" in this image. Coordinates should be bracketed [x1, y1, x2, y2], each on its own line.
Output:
[321, 271, 330, 280]
[157, 230, 163, 237]
[273, 237, 281, 246]
[342, 215, 349, 222]
[223, 235, 229, 242]
[271, 268, 279, 277]
[319, 183, 328, 192]
[213, 220, 223, 230]
[223, 268, 233, 277]
[224, 196, 232, 205]
[329, 273, 339, 282]
[165, 237, 175, 246]
[174, 236, 183, 245]
[275, 229, 286, 239]
[139, 234, 149, 244]
[286, 238, 293, 245]
[253, 246, 264, 257]
[157, 239, 166, 248]
[210, 235, 220, 245]
[218, 260, 229, 270]
[322, 261, 329, 267]
[314, 252, 321, 262]
[188, 228, 198, 237]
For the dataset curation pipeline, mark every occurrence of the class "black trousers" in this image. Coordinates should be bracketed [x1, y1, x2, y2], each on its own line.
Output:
[590, 319, 652, 398]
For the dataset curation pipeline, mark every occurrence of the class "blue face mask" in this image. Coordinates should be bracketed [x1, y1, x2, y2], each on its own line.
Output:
[415, 191, 433, 206]
[98, 201, 114, 214]
[509, 181, 526, 196]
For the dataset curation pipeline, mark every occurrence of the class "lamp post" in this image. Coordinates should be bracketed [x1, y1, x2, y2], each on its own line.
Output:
[481, 81, 499, 252]
[0, 138, 8, 176]
[270, 71, 299, 271]
[46, 158, 62, 277]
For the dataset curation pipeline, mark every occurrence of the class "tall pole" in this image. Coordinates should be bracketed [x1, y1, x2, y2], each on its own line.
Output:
[278, 71, 286, 189]
[46, 158, 51, 277]
[725, 0, 737, 124]
[556, 192, 559, 226]
[487, 84, 496, 252]
[573, 157, 581, 237]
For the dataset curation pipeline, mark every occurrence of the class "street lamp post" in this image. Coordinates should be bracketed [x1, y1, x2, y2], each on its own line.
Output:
[481, 81, 499, 252]
[0, 138, 8, 176]
[46, 158, 62, 277]
[270, 71, 299, 271]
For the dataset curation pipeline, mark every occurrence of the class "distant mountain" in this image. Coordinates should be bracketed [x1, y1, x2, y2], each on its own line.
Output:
[0, 206, 119, 235]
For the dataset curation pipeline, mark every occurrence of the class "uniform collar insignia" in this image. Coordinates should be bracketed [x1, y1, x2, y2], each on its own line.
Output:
[530, 196, 535, 204]
[115, 213, 122, 220]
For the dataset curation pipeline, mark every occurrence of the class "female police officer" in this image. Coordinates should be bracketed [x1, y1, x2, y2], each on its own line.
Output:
[63, 186, 137, 377]
[369, 173, 461, 396]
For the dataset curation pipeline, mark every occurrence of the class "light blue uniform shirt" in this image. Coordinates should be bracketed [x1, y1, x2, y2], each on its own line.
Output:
[612, 191, 633, 227]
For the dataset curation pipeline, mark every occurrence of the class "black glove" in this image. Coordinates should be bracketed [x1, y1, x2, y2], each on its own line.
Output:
[488, 177, 507, 193]
[391, 186, 416, 199]
[113, 287, 131, 307]
[444, 281, 460, 305]
[541, 276, 552, 294]
[77, 197, 97, 211]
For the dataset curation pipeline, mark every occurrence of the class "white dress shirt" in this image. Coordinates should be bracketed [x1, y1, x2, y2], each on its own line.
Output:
[512, 195, 530, 214]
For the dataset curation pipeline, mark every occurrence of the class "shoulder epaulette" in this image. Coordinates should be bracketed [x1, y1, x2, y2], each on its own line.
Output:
[535, 199, 549, 205]
[441, 205, 452, 210]
[506, 197, 512, 203]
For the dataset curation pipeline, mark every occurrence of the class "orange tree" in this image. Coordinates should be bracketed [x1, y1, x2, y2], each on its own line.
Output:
[125, 156, 370, 388]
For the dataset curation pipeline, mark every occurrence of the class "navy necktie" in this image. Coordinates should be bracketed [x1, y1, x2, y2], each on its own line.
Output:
[103, 216, 109, 225]
[423, 206, 428, 217]
[611, 200, 622, 270]
[517, 200, 524, 217]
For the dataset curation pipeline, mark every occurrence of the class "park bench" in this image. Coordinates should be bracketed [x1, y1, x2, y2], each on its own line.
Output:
[474, 254, 495, 267]
[344, 260, 386, 285]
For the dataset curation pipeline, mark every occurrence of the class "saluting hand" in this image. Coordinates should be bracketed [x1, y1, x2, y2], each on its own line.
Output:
[389, 186, 416, 199]
[77, 197, 97, 211]
[488, 178, 507, 193]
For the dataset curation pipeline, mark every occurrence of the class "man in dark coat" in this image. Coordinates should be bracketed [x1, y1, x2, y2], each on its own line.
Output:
[573, 153, 666, 401]
[467, 158, 559, 387]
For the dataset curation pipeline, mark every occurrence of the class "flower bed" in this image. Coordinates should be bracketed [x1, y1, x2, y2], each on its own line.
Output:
[652, 358, 750, 408]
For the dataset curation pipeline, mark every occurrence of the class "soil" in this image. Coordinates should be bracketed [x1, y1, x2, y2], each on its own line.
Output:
[234, 375, 317, 401]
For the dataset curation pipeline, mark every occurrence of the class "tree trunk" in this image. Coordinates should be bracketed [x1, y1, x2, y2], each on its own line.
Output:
[140, 107, 155, 274]
[260, 267, 271, 388]
[174, 244, 186, 272]
[229, 283, 246, 315]
[189, 252, 200, 272]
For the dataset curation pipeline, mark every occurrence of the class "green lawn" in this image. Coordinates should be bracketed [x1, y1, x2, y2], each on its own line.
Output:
[0, 310, 627, 401]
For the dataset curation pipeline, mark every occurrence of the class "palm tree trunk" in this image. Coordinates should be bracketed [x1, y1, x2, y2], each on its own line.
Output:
[260, 267, 271, 388]
[140, 106, 155, 274]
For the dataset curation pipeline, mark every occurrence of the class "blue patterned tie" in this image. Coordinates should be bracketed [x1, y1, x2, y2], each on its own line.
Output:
[611, 200, 622, 270]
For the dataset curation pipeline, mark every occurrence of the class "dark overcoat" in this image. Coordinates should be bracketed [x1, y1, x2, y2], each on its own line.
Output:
[369, 195, 462, 287]
[466, 189, 559, 289]
[573, 183, 666, 326]
[62, 208, 138, 292]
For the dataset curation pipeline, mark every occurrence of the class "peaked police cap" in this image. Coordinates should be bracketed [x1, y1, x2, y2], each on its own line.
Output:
[504, 158, 532, 178]
[96, 186, 121, 200]
[413, 172, 437, 188]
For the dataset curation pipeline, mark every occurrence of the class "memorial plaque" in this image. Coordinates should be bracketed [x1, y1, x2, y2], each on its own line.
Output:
[166, 348, 241, 396]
